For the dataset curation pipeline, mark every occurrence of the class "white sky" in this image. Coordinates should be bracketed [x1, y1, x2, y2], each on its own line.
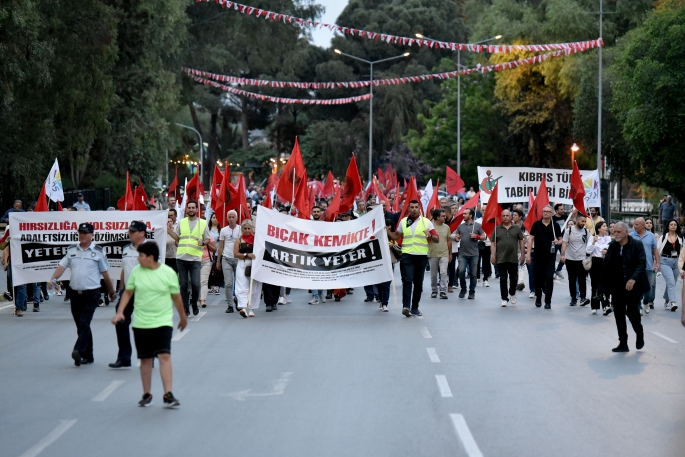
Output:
[309, 0, 349, 48]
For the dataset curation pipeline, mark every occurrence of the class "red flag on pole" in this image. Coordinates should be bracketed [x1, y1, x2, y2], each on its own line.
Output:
[372, 176, 391, 210]
[481, 183, 502, 237]
[295, 172, 311, 220]
[321, 171, 335, 198]
[448, 191, 481, 232]
[324, 191, 341, 221]
[524, 179, 550, 233]
[276, 138, 306, 204]
[210, 164, 224, 211]
[117, 172, 134, 211]
[215, 164, 234, 227]
[265, 172, 280, 194]
[168, 167, 179, 197]
[263, 191, 273, 209]
[236, 175, 251, 223]
[570, 161, 587, 217]
[528, 190, 535, 210]
[34, 182, 49, 212]
[446, 166, 465, 196]
[425, 179, 441, 218]
[133, 179, 149, 210]
[340, 155, 362, 214]
[185, 169, 200, 203]
[57, 201, 63, 211]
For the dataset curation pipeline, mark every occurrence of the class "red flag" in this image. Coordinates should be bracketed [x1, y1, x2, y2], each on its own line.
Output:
[117, 172, 134, 211]
[340, 155, 362, 213]
[387, 170, 398, 193]
[215, 164, 236, 227]
[392, 189, 400, 213]
[185, 169, 200, 203]
[377, 168, 386, 188]
[481, 183, 502, 237]
[324, 191, 341, 221]
[570, 161, 587, 217]
[372, 176, 391, 210]
[425, 179, 441, 218]
[210, 164, 224, 211]
[528, 190, 535, 210]
[295, 172, 311, 220]
[395, 177, 423, 230]
[133, 179, 149, 210]
[265, 173, 280, 194]
[446, 166, 465, 195]
[321, 171, 335, 198]
[276, 138, 306, 204]
[448, 191, 481, 232]
[57, 201, 63, 211]
[236, 175, 251, 223]
[34, 182, 49, 212]
[524, 179, 550, 233]
[263, 191, 273, 209]
[168, 167, 179, 197]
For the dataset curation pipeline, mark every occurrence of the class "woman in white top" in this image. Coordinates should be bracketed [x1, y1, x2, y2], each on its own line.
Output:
[657, 219, 683, 311]
[586, 221, 612, 315]
[234, 219, 262, 317]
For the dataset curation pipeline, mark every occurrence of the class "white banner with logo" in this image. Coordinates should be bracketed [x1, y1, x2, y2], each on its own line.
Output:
[8, 211, 167, 286]
[252, 206, 393, 289]
[477, 167, 601, 207]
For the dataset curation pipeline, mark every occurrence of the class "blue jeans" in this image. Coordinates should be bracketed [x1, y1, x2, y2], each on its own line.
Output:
[458, 254, 479, 293]
[661, 257, 679, 303]
[364, 285, 378, 299]
[15, 284, 27, 311]
[399, 254, 428, 309]
[641, 269, 656, 305]
[177, 259, 201, 312]
[28, 283, 41, 304]
[312, 289, 323, 299]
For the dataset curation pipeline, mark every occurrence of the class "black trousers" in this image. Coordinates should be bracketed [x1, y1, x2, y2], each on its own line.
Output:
[589, 257, 603, 297]
[400, 254, 427, 310]
[165, 257, 178, 273]
[566, 259, 588, 300]
[613, 289, 643, 344]
[477, 245, 492, 280]
[497, 262, 518, 301]
[114, 294, 134, 364]
[70, 289, 100, 360]
[533, 255, 556, 304]
[447, 253, 457, 287]
[262, 283, 281, 306]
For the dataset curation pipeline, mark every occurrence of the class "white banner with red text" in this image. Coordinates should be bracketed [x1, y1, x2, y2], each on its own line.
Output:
[477, 167, 601, 207]
[8, 211, 167, 286]
[252, 206, 393, 289]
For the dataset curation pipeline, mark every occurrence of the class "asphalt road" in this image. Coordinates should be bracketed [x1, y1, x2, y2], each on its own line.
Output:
[2, 268, 685, 457]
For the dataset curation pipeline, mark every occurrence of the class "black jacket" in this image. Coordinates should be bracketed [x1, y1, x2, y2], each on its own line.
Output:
[600, 236, 650, 296]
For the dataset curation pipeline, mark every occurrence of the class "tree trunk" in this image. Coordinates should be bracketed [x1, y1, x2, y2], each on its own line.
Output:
[188, 102, 203, 136]
[240, 96, 249, 150]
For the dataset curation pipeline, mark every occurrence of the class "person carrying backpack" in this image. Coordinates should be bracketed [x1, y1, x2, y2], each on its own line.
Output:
[561, 214, 591, 307]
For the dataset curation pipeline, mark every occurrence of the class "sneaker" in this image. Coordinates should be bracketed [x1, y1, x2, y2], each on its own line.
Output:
[402, 307, 411, 317]
[612, 344, 629, 353]
[265, 304, 273, 312]
[579, 298, 590, 307]
[4, 291, 13, 301]
[410, 309, 423, 317]
[382, 305, 389, 312]
[555, 272, 565, 279]
[364, 297, 375, 302]
[477, 278, 481, 283]
[15, 308, 23, 317]
[510, 294, 517, 305]
[379, 303, 383, 310]
[192, 306, 199, 316]
[516, 282, 525, 291]
[448, 287, 453, 293]
[483, 280, 489, 288]
[334, 295, 341, 302]
[535, 301, 542, 308]
[636, 334, 645, 350]
[649, 302, 654, 309]
[458, 290, 466, 299]
[440, 292, 448, 299]
[225, 306, 234, 313]
[529, 292, 535, 299]
[325, 294, 333, 300]
[346, 288, 354, 295]
[639, 308, 644, 316]
[200, 302, 207, 308]
[501, 300, 508, 307]
[285, 296, 292, 304]
[665, 299, 670, 310]
[308, 298, 320, 305]
[33, 304, 39, 312]
[570, 300, 577, 306]
[468, 292, 475, 300]
[320, 296, 326, 303]
[163, 392, 180, 408]
[544, 303, 551, 309]
[248, 310, 255, 317]
[278, 297, 286, 305]
[71, 350, 81, 366]
[603, 307, 613, 316]
[591, 309, 598, 315]
[239, 308, 247, 318]
[644, 304, 650, 314]
[671, 302, 678, 312]
[138, 393, 153, 407]
[431, 292, 437, 298]
[272, 304, 278, 311]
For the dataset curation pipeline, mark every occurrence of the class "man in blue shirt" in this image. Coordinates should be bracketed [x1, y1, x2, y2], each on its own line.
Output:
[72, 193, 91, 211]
[629, 217, 659, 313]
[1, 200, 25, 223]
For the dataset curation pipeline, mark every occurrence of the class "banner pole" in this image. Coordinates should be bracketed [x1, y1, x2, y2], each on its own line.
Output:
[391, 273, 399, 310]
[247, 276, 254, 314]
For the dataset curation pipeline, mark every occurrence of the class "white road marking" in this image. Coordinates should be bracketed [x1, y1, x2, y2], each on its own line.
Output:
[223, 372, 293, 401]
[192, 311, 207, 322]
[92, 380, 125, 402]
[450, 414, 484, 457]
[18, 419, 77, 457]
[420, 327, 432, 338]
[435, 375, 453, 397]
[172, 329, 190, 342]
[0, 303, 15, 310]
[426, 348, 440, 363]
[650, 331, 678, 344]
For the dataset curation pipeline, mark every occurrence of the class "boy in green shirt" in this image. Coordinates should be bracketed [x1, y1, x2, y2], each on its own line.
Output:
[112, 241, 187, 408]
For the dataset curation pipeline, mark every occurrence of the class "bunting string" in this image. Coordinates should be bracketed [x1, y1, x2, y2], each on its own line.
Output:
[195, 0, 604, 54]
[185, 47, 586, 93]
[192, 76, 373, 104]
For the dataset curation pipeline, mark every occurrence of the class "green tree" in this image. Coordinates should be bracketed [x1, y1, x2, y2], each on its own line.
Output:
[611, 0, 685, 200]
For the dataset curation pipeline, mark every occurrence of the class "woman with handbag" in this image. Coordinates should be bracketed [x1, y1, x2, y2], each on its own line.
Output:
[586, 221, 611, 315]
[234, 219, 262, 317]
[198, 216, 218, 308]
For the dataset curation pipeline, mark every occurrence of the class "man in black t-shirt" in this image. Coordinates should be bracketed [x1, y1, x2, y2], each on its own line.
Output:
[526, 206, 563, 309]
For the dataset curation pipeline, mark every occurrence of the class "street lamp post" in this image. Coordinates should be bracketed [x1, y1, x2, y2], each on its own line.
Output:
[571, 143, 580, 168]
[175, 123, 204, 190]
[416, 34, 501, 176]
[334, 49, 410, 184]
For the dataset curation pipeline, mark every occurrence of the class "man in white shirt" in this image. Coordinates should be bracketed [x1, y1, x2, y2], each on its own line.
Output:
[216, 210, 240, 313]
[561, 215, 591, 306]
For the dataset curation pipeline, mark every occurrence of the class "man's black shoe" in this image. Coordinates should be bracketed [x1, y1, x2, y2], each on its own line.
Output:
[579, 298, 590, 307]
[192, 305, 199, 316]
[431, 292, 437, 298]
[346, 288, 354, 294]
[33, 304, 39, 312]
[535, 300, 542, 308]
[72, 350, 82, 367]
[265, 304, 273, 312]
[364, 297, 374, 302]
[402, 307, 411, 317]
[410, 308, 423, 317]
[636, 335, 645, 350]
[3, 291, 12, 301]
[80, 358, 94, 365]
[334, 296, 341, 302]
[570, 300, 577, 306]
[272, 304, 277, 311]
[225, 306, 234, 313]
[612, 344, 629, 352]
[325, 294, 333, 300]
[458, 290, 466, 299]
[468, 292, 475, 299]
[544, 304, 551, 309]
[108, 360, 131, 368]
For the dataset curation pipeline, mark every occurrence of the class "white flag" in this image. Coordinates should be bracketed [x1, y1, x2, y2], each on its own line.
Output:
[178, 178, 188, 220]
[421, 179, 433, 213]
[45, 158, 64, 203]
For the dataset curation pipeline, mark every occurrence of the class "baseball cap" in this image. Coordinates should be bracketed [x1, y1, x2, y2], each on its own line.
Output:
[77, 223, 94, 233]
[129, 220, 147, 232]
[77, 192, 83, 197]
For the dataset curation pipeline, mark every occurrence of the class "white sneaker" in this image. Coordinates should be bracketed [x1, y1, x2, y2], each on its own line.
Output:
[591, 309, 597, 315]
[483, 280, 490, 288]
[644, 305, 650, 314]
[308, 298, 320, 305]
[529, 292, 535, 299]
[382, 305, 389, 312]
[510, 294, 517, 305]
[671, 302, 678, 312]
[640, 308, 644, 316]
[248, 310, 255, 317]
[477, 278, 481, 283]
[665, 300, 670, 310]
[278, 296, 286, 304]
[285, 296, 292, 304]
[501, 300, 508, 307]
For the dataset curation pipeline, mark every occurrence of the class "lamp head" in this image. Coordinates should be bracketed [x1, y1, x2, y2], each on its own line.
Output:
[403, 52, 410, 57]
[415, 33, 424, 39]
[571, 143, 580, 153]
[495, 35, 502, 40]
[334, 49, 342, 55]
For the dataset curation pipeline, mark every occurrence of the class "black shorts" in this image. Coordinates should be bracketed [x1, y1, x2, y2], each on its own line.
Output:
[133, 326, 173, 359]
